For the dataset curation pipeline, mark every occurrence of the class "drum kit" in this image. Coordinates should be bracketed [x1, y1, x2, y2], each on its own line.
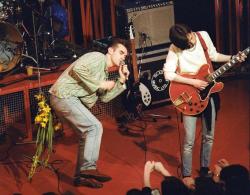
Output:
[0, 0, 82, 78]
[0, 0, 23, 73]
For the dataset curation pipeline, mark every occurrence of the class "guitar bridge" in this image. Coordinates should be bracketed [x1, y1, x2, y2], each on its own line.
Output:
[173, 92, 192, 106]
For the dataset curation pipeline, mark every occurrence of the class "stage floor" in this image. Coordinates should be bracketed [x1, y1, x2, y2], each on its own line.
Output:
[0, 77, 249, 195]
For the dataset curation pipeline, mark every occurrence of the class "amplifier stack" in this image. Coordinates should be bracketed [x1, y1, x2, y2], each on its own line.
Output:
[116, 0, 175, 106]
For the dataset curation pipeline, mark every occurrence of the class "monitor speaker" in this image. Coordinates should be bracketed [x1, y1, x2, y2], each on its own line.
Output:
[116, 1, 175, 49]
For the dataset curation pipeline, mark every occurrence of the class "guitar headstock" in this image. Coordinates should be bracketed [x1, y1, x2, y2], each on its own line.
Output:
[125, 22, 135, 40]
[129, 24, 135, 40]
[231, 46, 250, 63]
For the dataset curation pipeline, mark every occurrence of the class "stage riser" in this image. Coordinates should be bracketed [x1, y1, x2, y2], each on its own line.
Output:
[0, 72, 124, 138]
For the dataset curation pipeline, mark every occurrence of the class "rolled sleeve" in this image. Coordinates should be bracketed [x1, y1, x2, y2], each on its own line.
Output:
[163, 49, 179, 81]
[201, 31, 219, 61]
[99, 80, 126, 103]
[72, 65, 101, 94]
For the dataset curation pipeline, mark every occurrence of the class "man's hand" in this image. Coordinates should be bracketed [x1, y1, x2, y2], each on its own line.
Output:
[154, 162, 171, 176]
[233, 51, 247, 62]
[191, 79, 208, 90]
[143, 161, 155, 188]
[212, 159, 230, 183]
[99, 80, 115, 90]
[217, 158, 230, 168]
[144, 161, 155, 174]
[119, 64, 130, 84]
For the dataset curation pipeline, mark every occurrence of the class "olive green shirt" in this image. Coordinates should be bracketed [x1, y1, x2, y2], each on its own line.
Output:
[49, 52, 126, 108]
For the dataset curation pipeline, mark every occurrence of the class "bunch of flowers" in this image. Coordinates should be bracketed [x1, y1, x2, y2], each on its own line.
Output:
[28, 93, 61, 181]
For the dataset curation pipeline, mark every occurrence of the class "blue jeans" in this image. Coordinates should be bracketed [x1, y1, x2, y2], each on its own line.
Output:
[50, 95, 103, 175]
[182, 98, 216, 177]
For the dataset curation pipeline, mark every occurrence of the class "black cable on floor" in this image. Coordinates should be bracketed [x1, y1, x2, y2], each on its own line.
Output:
[140, 119, 148, 164]
[175, 108, 183, 178]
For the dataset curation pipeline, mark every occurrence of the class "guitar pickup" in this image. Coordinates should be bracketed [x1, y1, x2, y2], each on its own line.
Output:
[173, 92, 192, 106]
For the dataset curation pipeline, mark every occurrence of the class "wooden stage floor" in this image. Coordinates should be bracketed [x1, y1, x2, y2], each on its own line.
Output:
[0, 76, 249, 195]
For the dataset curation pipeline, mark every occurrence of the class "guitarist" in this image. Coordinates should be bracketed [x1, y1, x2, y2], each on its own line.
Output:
[163, 24, 247, 188]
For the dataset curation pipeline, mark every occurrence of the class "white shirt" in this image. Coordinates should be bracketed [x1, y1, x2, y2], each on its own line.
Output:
[163, 31, 219, 80]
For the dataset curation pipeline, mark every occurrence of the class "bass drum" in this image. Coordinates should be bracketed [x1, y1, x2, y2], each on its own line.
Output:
[0, 22, 22, 73]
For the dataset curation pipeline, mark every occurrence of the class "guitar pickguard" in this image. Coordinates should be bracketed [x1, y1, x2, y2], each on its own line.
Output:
[199, 82, 215, 100]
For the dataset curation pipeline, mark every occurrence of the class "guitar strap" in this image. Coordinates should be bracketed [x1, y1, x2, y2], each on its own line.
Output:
[196, 32, 214, 72]
[195, 32, 220, 130]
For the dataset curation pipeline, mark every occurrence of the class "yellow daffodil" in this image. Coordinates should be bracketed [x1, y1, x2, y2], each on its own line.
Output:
[29, 93, 63, 181]
[43, 106, 51, 113]
[35, 116, 42, 124]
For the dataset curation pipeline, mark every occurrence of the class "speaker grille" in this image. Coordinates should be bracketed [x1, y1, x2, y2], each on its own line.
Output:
[0, 91, 25, 135]
[116, 0, 175, 49]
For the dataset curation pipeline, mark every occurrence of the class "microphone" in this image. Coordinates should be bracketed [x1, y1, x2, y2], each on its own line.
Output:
[139, 32, 148, 40]
[120, 61, 128, 80]
[120, 60, 125, 66]
[139, 32, 151, 47]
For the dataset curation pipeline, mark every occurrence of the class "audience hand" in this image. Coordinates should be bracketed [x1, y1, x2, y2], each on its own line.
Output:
[212, 159, 230, 183]
[144, 161, 155, 174]
[217, 158, 230, 168]
[154, 162, 171, 176]
[213, 164, 222, 183]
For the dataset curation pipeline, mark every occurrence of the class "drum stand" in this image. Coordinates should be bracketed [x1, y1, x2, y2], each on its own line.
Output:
[16, 21, 32, 56]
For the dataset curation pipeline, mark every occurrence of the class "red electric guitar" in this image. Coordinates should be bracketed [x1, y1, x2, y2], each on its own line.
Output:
[169, 47, 250, 115]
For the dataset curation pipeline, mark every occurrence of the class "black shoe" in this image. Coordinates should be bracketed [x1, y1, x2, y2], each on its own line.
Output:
[118, 128, 142, 137]
[79, 169, 112, 182]
[73, 177, 103, 188]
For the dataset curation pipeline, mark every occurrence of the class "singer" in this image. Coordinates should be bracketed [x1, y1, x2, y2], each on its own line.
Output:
[49, 38, 130, 188]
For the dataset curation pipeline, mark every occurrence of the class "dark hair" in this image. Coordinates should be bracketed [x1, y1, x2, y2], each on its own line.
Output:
[169, 24, 193, 50]
[107, 37, 129, 50]
[194, 177, 224, 195]
[220, 164, 250, 195]
[161, 176, 190, 195]
[126, 188, 143, 195]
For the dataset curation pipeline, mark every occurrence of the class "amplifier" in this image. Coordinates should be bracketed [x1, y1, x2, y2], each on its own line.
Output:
[137, 44, 171, 106]
[116, 0, 175, 49]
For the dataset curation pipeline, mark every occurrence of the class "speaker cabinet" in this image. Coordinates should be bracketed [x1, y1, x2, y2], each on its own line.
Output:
[139, 55, 170, 106]
[133, 38, 171, 105]
[116, 0, 175, 49]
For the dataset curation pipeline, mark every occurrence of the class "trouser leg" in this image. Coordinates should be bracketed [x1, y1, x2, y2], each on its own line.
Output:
[50, 95, 103, 175]
[182, 115, 197, 177]
[200, 98, 216, 168]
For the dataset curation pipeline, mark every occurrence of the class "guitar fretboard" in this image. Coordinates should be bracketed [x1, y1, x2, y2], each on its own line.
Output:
[207, 47, 250, 81]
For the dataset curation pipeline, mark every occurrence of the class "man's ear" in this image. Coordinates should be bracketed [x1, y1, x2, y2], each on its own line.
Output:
[108, 47, 114, 54]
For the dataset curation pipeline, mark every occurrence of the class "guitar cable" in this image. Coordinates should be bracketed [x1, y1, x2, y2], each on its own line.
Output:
[140, 119, 148, 164]
[174, 108, 183, 178]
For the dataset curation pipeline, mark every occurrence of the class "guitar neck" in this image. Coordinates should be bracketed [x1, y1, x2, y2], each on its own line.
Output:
[130, 39, 139, 82]
[207, 47, 250, 81]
